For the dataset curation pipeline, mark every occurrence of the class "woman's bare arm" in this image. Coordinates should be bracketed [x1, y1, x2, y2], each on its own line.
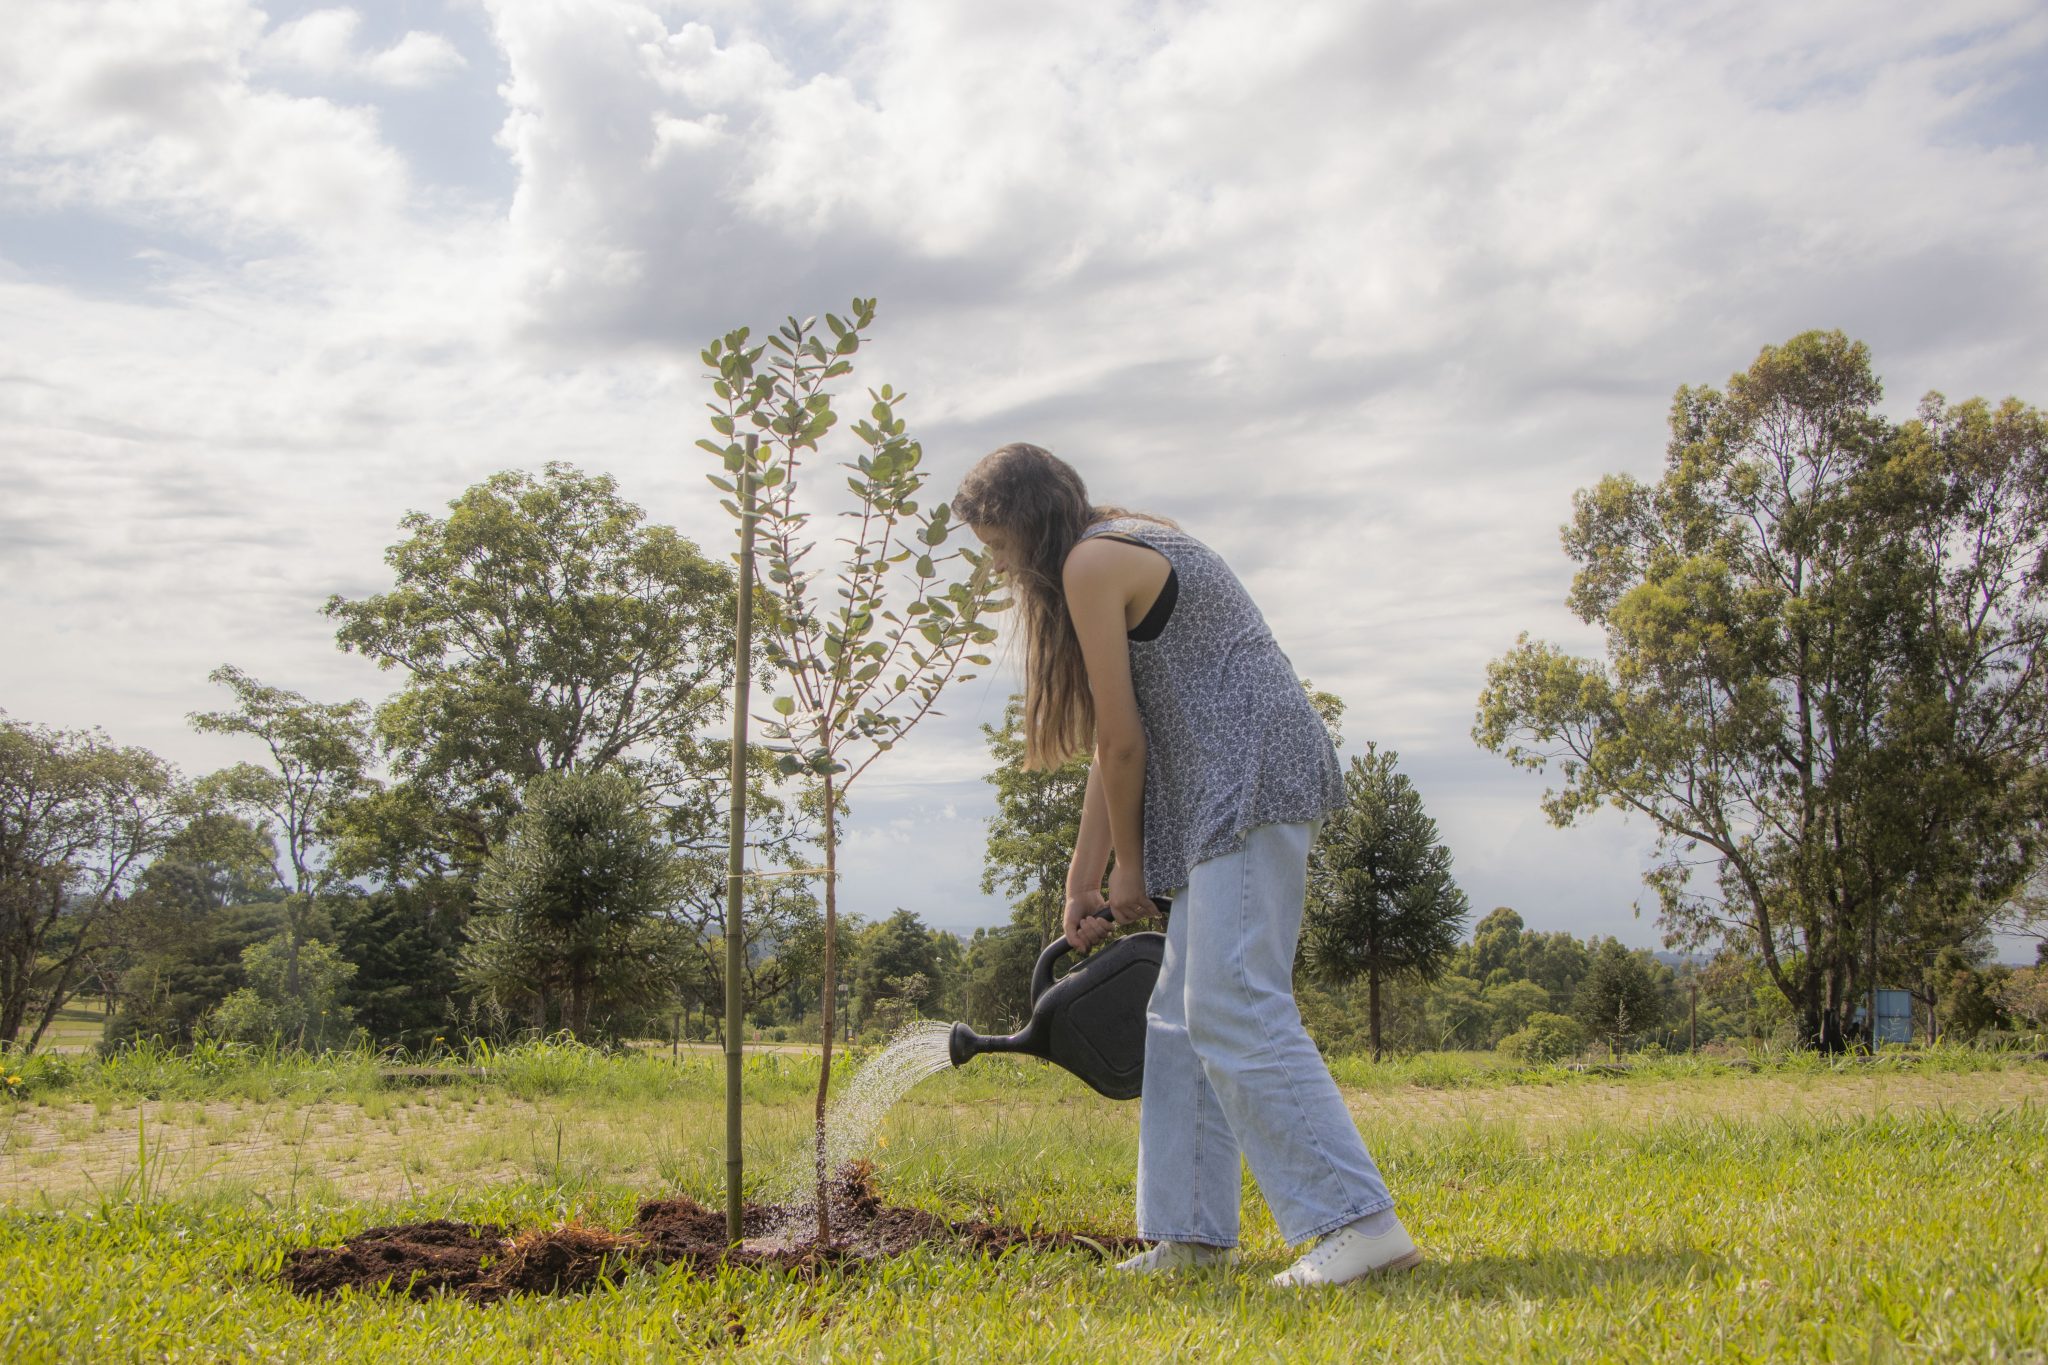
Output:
[1063, 539, 1151, 930]
[1067, 759, 1112, 898]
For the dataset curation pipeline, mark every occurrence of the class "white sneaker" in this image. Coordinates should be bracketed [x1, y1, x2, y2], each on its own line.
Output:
[1271, 1216, 1423, 1288]
[1115, 1241, 1238, 1274]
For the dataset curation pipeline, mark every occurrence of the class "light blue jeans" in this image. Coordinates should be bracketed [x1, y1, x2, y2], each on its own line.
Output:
[1135, 820, 1395, 1247]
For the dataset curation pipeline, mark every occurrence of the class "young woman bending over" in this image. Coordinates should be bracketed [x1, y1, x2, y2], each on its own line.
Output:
[952, 442, 1419, 1287]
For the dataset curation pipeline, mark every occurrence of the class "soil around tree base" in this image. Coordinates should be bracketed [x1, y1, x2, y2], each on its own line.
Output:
[279, 1162, 1140, 1302]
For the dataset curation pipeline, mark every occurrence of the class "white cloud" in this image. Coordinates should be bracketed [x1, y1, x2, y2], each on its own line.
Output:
[0, 1, 415, 245]
[258, 8, 468, 89]
[3, 0, 2045, 954]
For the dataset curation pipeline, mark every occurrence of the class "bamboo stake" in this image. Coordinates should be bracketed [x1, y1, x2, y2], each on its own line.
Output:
[723, 437, 759, 1244]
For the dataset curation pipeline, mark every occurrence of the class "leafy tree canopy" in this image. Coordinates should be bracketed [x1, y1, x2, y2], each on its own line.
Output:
[1476, 331, 2048, 1048]
[0, 717, 182, 1052]
[325, 463, 738, 876]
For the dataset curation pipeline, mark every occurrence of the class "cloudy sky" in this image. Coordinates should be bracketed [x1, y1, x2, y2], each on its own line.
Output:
[3, 0, 2044, 957]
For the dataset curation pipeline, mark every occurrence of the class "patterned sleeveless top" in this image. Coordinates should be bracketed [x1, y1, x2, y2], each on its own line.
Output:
[1078, 517, 1346, 897]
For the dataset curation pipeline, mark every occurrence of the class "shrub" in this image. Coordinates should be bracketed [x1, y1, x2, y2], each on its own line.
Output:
[1498, 1011, 1585, 1063]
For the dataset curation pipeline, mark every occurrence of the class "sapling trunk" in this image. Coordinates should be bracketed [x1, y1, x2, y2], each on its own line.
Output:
[723, 449, 758, 1245]
[814, 770, 838, 1244]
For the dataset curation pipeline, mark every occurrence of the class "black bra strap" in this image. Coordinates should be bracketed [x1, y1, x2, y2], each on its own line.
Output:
[1094, 534, 1178, 641]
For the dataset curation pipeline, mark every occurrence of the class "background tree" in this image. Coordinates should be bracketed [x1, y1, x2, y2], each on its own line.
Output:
[1992, 963, 2048, 1034]
[325, 463, 740, 881]
[1497, 1011, 1585, 1063]
[851, 908, 943, 1025]
[957, 922, 1042, 1034]
[980, 694, 1092, 945]
[1302, 744, 1471, 1059]
[330, 886, 466, 1048]
[1302, 682, 1347, 751]
[1476, 332, 2048, 1049]
[673, 870, 825, 1044]
[1485, 979, 1552, 1040]
[1572, 937, 1668, 1054]
[1468, 906, 1528, 985]
[207, 937, 356, 1050]
[189, 666, 370, 1007]
[1993, 866, 2047, 956]
[462, 769, 687, 1040]
[700, 300, 1002, 1238]
[104, 810, 282, 1047]
[962, 692, 1091, 1033]
[0, 718, 183, 1053]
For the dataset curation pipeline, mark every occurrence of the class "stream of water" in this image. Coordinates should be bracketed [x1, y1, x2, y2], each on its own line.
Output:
[757, 1019, 959, 1243]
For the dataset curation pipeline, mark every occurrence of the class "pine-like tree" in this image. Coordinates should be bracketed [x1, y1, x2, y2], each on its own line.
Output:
[1572, 937, 1667, 1054]
[463, 769, 686, 1040]
[1304, 744, 1470, 1059]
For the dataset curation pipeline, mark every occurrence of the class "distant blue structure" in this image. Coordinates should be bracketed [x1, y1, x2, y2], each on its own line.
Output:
[1873, 989, 1913, 1045]
[1851, 989, 1915, 1046]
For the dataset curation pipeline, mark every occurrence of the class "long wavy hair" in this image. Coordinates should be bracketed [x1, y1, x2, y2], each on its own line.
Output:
[951, 443, 1176, 770]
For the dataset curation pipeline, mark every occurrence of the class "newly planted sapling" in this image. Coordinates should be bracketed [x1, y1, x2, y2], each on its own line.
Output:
[699, 299, 1005, 1241]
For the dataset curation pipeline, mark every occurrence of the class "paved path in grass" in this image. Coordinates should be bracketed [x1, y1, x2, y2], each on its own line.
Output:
[3, 1068, 2043, 1206]
[1341, 1067, 2048, 1139]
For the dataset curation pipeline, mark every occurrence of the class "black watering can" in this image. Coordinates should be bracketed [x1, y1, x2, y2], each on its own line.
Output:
[947, 901, 1169, 1100]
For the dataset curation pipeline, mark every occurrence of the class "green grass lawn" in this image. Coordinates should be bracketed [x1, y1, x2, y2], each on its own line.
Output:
[33, 998, 110, 1054]
[2, 1043, 2044, 1362]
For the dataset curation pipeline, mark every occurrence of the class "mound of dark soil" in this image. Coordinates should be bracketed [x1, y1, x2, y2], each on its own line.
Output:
[278, 1162, 1140, 1302]
[279, 1220, 506, 1300]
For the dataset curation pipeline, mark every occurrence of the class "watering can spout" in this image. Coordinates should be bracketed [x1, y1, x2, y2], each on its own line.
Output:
[948, 1019, 1030, 1068]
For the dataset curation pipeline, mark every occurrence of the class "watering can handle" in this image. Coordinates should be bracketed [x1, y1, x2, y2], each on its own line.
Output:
[1030, 900, 1172, 1002]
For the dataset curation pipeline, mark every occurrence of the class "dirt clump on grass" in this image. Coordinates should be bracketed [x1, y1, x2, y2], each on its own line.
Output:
[278, 1220, 507, 1300]
[279, 1162, 1139, 1302]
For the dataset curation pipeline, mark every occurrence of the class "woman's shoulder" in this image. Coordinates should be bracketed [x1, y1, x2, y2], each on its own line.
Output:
[1081, 514, 1197, 547]
[1065, 517, 1179, 588]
